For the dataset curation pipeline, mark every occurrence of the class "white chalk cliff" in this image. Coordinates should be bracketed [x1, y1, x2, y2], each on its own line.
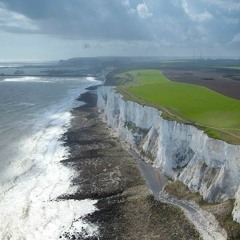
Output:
[97, 86, 240, 222]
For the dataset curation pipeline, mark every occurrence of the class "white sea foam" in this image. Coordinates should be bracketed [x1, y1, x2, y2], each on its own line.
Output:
[86, 76, 99, 82]
[18, 102, 37, 107]
[0, 65, 18, 68]
[0, 79, 100, 239]
[3, 76, 50, 83]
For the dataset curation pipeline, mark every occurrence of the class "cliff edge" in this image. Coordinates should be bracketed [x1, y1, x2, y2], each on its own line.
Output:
[97, 86, 240, 225]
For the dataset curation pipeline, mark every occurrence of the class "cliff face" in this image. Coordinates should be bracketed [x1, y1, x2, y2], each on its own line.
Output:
[97, 86, 240, 222]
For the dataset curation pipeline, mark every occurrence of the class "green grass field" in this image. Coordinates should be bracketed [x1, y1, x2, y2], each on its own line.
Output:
[220, 66, 240, 70]
[117, 69, 240, 144]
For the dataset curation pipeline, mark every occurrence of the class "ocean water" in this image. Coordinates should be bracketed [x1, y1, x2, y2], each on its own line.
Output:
[0, 75, 99, 239]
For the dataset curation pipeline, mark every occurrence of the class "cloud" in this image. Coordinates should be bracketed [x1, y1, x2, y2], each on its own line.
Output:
[223, 17, 239, 25]
[136, 3, 152, 19]
[121, 0, 136, 16]
[182, 0, 213, 22]
[0, 3, 38, 32]
[169, 0, 182, 7]
[83, 43, 91, 49]
[128, 8, 136, 16]
[202, 0, 240, 12]
[0, 0, 239, 59]
[232, 33, 240, 43]
[0, 0, 152, 40]
[121, 0, 130, 7]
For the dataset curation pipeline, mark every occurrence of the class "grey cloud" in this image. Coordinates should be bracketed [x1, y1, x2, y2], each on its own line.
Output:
[202, 0, 240, 12]
[136, 3, 153, 19]
[83, 43, 91, 49]
[232, 33, 240, 43]
[0, 0, 239, 58]
[0, 0, 152, 41]
[122, 1, 153, 19]
[121, 0, 130, 7]
[0, 3, 38, 33]
[223, 17, 239, 25]
[182, 0, 213, 22]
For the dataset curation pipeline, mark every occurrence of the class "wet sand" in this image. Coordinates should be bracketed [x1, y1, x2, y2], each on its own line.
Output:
[60, 89, 201, 239]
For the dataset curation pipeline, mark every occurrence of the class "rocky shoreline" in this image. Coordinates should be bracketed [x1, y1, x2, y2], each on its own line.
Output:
[60, 88, 201, 239]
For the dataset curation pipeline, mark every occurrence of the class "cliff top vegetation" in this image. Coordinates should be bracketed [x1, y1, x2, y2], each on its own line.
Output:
[116, 69, 240, 145]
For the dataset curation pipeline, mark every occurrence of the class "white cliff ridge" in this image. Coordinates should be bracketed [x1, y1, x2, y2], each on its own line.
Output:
[97, 86, 240, 222]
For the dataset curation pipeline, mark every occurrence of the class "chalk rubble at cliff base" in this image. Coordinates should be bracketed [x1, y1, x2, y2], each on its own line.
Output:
[97, 86, 240, 222]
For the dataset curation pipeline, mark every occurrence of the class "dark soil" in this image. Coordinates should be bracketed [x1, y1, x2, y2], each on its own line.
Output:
[164, 69, 240, 100]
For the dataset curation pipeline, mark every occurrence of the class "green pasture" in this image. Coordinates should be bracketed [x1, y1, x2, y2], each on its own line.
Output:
[118, 69, 240, 144]
[220, 66, 240, 70]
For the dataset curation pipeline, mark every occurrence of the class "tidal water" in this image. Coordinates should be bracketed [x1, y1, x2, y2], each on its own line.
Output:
[0, 75, 99, 239]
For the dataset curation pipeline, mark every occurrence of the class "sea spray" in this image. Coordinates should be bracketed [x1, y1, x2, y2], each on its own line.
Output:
[0, 76, 101, 239]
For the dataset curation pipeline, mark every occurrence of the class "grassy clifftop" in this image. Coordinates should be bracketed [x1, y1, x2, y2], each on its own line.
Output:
[116, 69, 240, 144]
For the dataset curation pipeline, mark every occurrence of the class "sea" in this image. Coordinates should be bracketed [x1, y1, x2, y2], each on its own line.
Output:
[0, 72, 99, 239]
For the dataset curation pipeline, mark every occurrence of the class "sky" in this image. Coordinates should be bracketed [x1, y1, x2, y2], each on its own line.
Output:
[0, 0, 239, 61]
